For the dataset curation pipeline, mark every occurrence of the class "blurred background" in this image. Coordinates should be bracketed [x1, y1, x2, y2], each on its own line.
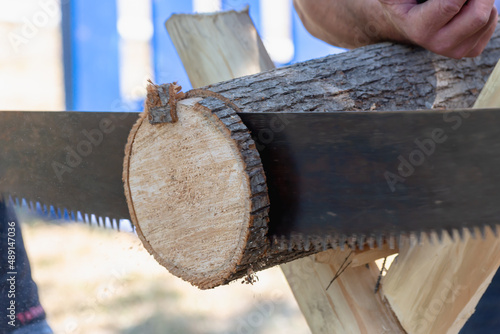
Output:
[0, 0, 343, 112]
[0, 0, 342, 333]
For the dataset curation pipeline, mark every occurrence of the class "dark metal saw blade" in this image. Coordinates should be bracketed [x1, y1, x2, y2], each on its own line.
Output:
[2, 108, 500, 246]
[0, 111, 138, 222]
[239, 108, 500, 247]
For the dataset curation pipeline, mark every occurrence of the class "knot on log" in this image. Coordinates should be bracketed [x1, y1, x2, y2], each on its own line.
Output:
[146, 80, 185, 124]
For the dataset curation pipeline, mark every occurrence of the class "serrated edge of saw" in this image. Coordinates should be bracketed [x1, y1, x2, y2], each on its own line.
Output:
[269, 224, 500, 253]
[1, 193, 135, 233]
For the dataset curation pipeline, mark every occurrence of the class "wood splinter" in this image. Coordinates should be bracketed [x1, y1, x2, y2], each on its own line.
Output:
[146, 81, 242, 125]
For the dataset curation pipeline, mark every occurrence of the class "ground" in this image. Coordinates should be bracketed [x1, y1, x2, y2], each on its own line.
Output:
[20, 211, 310, 334]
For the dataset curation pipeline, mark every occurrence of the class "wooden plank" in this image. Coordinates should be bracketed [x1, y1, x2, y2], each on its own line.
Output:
[166, 8, 274, 88]
[315, 245, 397, 268]
[382, 61, 500, 334]
[281, 255, 405, 334]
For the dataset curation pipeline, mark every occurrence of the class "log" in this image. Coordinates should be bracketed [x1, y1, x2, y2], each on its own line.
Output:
[124, 20, 500, 289]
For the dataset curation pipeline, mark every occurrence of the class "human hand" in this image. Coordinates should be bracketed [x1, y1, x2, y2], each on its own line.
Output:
[379, 0, 498, 58]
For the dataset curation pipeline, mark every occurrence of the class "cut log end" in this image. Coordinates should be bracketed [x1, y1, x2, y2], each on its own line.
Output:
[123, 87, 271, 289]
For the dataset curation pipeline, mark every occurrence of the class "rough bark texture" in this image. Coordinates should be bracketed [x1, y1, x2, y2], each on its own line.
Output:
[202, 36, 500, 114]
[125, 29, 500, 289]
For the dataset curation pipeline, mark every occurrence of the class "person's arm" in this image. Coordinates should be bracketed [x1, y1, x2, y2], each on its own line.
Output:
[294, 0, 498, 58]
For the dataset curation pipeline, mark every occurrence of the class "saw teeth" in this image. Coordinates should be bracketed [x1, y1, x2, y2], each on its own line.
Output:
[436, 229, 445, 243]
[348, 235, 357, 249]
[479, 225, 487, 239]
[323, 236, 330, 251]
[397, 234, 404, 249]
[490, 224, 499, 238]
[323, 235, 332, 251]
[468, 226, 477, 239]
[367, 236, 375, 249]
[304, 236, 311, 252]
[388, 234, 395, 249]
[376, 234, 384, 249]
[448, 229, 457, 242]
[280, 236, 287, 252]
[426, 230, 435, 245]
[416, 231, 424, 245]
[358, 235, 366, 250]
[339, 234, 347, 251]
[457, 228, 466, 241]
[310, 236, 323, 252]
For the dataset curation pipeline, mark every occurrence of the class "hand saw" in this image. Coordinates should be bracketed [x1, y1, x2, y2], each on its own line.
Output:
[1, 105, 499, 246]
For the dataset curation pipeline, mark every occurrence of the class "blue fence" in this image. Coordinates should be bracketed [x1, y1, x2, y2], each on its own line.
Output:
[61, 0, 341, 112]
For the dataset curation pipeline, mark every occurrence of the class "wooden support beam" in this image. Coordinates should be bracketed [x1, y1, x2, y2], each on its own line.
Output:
[382, 60, 500, 334]
[166, 8, 274, 89]
[281, 255, 405, 334]
[315, 244, 397, 268]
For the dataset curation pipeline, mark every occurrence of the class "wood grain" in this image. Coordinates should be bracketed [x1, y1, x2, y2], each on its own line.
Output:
[166, 8, 274, 89]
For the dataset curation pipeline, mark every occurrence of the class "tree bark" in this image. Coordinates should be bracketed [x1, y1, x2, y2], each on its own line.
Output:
[124, 26, 500, 289]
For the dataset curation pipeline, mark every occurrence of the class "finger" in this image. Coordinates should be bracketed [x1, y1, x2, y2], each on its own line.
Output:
[464, 6, 498, 57]
[442, 0, 495, 40]
[435, 5, 497, 58]
[429, 1, 496, 57]
[408, 0, 469, 30]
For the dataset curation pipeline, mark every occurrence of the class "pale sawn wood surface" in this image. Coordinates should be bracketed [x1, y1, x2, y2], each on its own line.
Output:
[166, 8, 274, 89]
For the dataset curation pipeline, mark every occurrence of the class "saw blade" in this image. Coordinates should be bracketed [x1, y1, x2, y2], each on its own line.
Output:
[239, 108, 500, 250]
[0, 111, 138, 229]
[1, 108, 499, 247]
